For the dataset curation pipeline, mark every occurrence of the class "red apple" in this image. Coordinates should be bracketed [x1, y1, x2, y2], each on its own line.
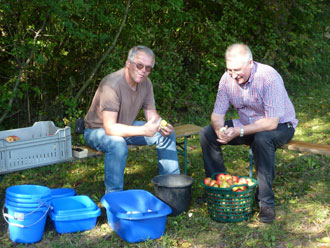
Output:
[209, 179, 217, 187]
[226, 179, 233, 186]
[224, 174, 232, 180]
[238, 178, 247, 185]
[5, 136, 19, 142]
[216, 173, 226, 181]
[232, 176, 239, 183]
[203, 177, 212, 185]
[246, 178, 255, 186]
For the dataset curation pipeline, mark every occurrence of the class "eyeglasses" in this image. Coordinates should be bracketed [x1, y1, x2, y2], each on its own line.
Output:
[225, 68, 243, 76]
[131, 61, 153, 72]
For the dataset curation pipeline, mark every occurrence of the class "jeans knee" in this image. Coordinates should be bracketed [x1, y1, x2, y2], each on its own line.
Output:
[253, 132, 273, 148]
[200, 125, 211, 143]
[105, 137, 128, 157]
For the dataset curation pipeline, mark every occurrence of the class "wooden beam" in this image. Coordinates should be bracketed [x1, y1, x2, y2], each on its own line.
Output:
[281, 140, 330, 156]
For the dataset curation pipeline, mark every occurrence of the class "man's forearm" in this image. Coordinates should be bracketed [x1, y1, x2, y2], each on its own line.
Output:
[104, 123, 146, 137]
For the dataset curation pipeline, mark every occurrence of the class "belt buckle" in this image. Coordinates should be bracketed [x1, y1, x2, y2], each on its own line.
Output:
[287, 123, 293, 128]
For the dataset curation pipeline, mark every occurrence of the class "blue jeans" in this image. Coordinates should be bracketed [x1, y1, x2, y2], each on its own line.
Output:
[84, 121, 180, 193]
[200, 121, 295, 208]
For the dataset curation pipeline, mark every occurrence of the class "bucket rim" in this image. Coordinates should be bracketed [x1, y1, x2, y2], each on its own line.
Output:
[6, 185, 51, 200]
[151, 174, 194, 188]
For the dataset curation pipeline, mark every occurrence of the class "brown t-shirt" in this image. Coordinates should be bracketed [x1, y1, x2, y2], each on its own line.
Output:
[84, 68, 156, 129]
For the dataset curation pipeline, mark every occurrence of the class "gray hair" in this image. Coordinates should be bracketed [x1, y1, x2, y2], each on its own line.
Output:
[225, 43, 253, 65]
[127, 45, 155, 67]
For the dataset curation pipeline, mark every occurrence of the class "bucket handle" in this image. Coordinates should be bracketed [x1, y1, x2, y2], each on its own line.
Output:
[2, 204, 50, 228]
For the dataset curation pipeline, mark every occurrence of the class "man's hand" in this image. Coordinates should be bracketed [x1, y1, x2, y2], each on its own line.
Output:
[143, 116, 160, 137]
[216, 126, 239, 144]
[159, 122, 174, 137]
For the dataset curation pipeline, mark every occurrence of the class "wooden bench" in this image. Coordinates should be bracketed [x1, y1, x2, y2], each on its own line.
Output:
[248, 140, 330, 177]
[78, 124, 203, 175]
[78, 124, 330, 176]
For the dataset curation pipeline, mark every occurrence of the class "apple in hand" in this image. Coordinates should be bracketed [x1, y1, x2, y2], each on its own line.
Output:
[160, 120, 168, 129]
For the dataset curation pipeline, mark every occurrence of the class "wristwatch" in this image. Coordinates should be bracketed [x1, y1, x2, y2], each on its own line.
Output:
[240, 127, 244, 137]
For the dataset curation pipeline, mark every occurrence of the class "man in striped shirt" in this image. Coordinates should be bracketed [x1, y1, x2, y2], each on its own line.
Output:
[200, 43, 298, 223]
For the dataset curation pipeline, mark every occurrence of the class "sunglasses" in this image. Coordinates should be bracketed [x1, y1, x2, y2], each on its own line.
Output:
[131, 61, 153, 72]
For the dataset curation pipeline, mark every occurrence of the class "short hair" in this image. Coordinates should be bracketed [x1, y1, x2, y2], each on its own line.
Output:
[225, 43, 253, 65]
[127, 45, 155, 67]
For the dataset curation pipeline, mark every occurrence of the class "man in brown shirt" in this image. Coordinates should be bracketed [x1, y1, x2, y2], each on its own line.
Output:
[84, 46, 180, 193]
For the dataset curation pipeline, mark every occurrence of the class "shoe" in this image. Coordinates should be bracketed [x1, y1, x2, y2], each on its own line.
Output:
[258, 206, 275, 223]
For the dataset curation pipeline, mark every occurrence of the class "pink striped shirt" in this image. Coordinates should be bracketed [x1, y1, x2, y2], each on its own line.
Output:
[213, 62, 298, 128]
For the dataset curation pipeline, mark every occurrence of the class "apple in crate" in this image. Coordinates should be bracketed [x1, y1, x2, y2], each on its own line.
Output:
[203, 177, 212, 185]
[5, 136, 19, 142]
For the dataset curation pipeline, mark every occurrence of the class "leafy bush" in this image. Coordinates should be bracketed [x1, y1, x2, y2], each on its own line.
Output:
[0, 0, 329, 129]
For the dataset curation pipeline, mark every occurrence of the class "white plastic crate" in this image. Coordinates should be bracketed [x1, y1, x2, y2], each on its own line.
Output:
[0, 121, 72, 174]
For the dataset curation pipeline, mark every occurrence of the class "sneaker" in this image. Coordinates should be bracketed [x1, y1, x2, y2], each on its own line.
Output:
[258, 206, 275, 223]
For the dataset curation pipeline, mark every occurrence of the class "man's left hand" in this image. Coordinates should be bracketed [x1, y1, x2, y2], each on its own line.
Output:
[159, 123, 174, 137]
[216, 127, 238, 144]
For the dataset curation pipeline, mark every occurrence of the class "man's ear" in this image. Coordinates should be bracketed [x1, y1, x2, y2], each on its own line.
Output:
[125, 60, 130, 68]
[249, 60, 253, 68]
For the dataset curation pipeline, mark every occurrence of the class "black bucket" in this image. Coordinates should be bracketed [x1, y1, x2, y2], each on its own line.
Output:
[151, 174, 194, 216]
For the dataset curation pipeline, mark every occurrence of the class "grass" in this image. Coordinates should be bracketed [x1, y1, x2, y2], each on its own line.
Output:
[0, 83, 329, 247]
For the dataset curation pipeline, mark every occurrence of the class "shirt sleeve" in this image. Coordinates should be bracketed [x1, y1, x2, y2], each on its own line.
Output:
[213, 74, 229, 115]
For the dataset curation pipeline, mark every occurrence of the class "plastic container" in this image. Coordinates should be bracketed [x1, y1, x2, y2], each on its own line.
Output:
[152, 174, 194, 216]
[51, 188, 76, 200]
[49, 195, 100, 233]
[3, 204, 50, 243]
[6, 185, 52, 200]
[202, 173, 258, 223]
[2, 184, 52, 243]
[0, 121, 72, 174]
[101, 189, 172, 243]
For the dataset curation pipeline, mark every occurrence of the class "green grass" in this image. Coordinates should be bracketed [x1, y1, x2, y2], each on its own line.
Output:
[0, 83, 329, 247]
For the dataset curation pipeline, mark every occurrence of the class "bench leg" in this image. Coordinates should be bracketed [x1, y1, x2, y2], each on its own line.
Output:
[249, 148, 253, 178]
[176, 137, 188, 175]
[183, 137, 188, 175]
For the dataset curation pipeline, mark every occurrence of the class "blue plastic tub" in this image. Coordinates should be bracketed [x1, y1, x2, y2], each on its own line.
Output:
[51, 188, 75, 200]
[49, 195, 100, 233]
[101, 189, 172, 243]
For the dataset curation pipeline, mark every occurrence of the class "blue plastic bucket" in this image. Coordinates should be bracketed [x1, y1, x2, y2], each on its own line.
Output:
[3, 203, 50, 243]
[51, 188, 76, 200]
[5, 198, 46, 208]
[3, 185, 51, 243]
[6, 185, 51, 203]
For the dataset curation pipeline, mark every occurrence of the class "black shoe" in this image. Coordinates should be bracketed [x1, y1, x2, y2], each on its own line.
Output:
[258, 206, 275, 223]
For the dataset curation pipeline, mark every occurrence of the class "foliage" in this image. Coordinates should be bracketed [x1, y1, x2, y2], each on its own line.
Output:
[0, 0, 329, 130]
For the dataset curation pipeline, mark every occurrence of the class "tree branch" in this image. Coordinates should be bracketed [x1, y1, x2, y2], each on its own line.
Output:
[0, 18, 47, 125]
[74, 0, 131, 101]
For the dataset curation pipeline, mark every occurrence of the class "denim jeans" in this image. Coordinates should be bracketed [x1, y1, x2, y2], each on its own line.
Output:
[84, 121, 180, 193]
[199, 121, 295, 207]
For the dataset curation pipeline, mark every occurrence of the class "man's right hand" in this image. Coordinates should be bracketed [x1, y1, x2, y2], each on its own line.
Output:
[143, 116, 160, 137]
